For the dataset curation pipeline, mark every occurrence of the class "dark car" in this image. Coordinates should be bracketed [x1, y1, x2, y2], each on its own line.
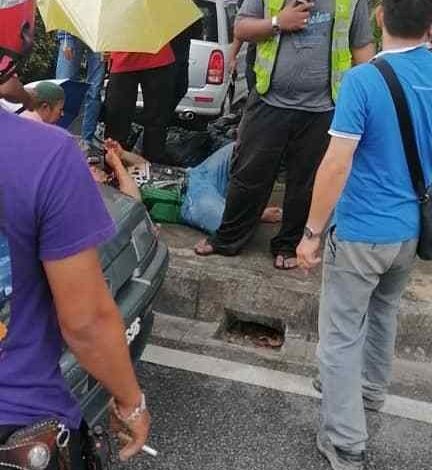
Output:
[0, 178, 167, 432]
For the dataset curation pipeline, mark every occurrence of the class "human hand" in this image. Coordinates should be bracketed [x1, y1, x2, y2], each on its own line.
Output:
[296, 236, 321, 273]
[105, 139, 124, 160]
[63, 46, 74, 61]
[102, 52, 111, 62]
[105, 148, 125, 174]
[110, 400, 151, 462]
[278, 1, 314, 32]
[228, 55, 238, 74]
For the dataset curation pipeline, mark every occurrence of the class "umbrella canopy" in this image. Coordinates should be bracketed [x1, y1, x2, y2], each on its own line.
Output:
[37, 0, 202, 53]
[1, 79, 89, 129]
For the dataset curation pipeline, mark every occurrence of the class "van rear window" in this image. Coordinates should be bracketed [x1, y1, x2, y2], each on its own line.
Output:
[193, 1, 219, 42]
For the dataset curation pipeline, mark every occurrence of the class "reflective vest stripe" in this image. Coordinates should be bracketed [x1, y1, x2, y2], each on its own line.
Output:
[255, 0, 359, 101]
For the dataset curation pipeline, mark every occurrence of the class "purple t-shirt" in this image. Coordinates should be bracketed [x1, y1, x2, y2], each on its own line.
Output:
[0, 108, 115, 429]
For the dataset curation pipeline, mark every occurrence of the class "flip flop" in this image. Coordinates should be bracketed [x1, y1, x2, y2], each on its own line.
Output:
[274, 253, 298, 270]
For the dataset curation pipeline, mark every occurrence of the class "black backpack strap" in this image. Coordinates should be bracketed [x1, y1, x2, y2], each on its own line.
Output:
[373, 57, 427, 200]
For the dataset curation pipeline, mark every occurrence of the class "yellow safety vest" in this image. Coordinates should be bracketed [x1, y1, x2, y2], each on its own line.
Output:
[254, 0, 359, 101]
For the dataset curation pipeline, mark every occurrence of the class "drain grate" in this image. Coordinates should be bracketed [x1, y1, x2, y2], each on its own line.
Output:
[220, 312, 285, 350]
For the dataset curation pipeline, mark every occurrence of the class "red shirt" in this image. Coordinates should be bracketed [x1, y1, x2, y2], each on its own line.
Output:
[110, 44, 175, 74]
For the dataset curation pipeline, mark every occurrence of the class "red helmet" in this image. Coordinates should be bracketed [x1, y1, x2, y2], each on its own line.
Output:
[0, 0, 36, 84]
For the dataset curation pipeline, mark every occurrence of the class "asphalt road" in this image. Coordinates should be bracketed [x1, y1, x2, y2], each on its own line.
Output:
[115, 357, 432, 470]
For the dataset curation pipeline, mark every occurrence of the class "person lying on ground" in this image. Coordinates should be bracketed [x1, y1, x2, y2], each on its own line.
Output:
[102, 140, 282, 235]
[21, 81, 65, 124]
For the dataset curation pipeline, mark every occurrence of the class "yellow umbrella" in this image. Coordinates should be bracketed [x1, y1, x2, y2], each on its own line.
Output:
[37, 0, 202, 53]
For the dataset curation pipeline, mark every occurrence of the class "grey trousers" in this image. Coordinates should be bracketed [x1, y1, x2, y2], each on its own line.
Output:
[319, 230, 417, 452]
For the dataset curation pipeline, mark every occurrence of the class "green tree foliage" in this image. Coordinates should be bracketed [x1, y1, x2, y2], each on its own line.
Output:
[369, 0, 382, 50]
[18, 12, 58, 84]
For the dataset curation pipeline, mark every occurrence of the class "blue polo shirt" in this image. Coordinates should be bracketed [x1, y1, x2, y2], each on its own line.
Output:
[331, 46, 432, 244]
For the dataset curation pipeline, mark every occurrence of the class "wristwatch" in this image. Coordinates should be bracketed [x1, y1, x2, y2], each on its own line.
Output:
[271, 15, 281, 34]
[304, 226, 321, 240]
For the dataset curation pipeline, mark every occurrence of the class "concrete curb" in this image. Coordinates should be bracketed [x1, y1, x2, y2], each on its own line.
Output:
[156, 225, 432, 362]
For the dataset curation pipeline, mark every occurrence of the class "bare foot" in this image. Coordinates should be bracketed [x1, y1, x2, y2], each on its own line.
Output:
[194, 238, 216, 256]
[274, 254, 298, 270]
[261, 206, 282, 224]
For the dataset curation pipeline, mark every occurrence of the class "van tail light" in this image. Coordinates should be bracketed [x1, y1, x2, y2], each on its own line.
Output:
[206, 50, 224, 85]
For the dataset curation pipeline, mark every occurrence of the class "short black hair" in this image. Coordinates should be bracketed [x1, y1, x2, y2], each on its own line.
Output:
[382, 0, 432, 39]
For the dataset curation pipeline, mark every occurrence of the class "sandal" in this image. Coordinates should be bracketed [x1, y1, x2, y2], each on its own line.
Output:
[273, 253, 298, 270]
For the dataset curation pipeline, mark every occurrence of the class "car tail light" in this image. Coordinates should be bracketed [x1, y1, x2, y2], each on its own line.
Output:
[206, 50, 224, 85]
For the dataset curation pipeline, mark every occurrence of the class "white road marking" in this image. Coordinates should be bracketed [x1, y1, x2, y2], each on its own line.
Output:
[142, 345, 432, 426]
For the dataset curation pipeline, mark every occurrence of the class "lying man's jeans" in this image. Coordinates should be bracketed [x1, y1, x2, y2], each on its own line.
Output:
[181, 143, 234, 234]
[56, 34, 105, 143]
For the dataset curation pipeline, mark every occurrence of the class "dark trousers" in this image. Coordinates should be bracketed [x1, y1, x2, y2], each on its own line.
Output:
[105, 64, 175, 164]
[209, 92, 333, 257]
[0, 424, 86, 470]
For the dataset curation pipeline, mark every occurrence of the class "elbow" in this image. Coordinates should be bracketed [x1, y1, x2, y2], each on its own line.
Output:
[321, 160, 351, 179]
[59, 302, 119, 345]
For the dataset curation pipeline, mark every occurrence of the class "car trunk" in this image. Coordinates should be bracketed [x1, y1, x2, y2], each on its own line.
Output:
[61, 185, 166, 425]
[98, 185, 157, 296]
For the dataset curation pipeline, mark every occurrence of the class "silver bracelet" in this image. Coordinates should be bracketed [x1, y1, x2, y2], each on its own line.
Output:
[113, 393, 147, 423]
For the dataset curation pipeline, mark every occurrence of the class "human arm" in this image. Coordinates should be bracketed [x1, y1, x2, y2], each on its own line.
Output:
[352, 43, 375, 65]
[297, 69, 368, 271]
[105, 138, 149, 168]
[349, 0, 375, 65]
[38, 137, 149, 461]
[234, 0, 313, 42]
[228, 37, 243, 73]
[105, 145, 141, 201]
[296, 137, 357, 270]
[44, 250, 149, 461]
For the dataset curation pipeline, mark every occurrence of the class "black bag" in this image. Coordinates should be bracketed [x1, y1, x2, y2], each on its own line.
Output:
[374, 58, 432, 260]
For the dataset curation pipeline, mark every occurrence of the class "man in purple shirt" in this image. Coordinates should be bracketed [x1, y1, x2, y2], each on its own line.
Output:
[0, 1, 151, 467]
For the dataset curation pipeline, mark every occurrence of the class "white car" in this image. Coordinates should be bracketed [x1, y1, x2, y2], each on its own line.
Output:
[178, 0, 248, 123]
[137, 0, 248, 126]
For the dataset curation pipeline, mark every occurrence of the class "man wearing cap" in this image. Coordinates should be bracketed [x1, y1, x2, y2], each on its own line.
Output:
[21, 81, 65, 124]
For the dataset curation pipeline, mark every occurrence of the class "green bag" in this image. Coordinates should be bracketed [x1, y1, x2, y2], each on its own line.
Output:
[140, 185, 183, 224]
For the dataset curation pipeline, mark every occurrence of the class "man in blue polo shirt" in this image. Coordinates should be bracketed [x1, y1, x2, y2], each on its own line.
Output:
[297, 0, 432, 468]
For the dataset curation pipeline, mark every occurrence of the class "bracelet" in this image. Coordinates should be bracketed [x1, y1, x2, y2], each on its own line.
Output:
[112, 393, 147, 424]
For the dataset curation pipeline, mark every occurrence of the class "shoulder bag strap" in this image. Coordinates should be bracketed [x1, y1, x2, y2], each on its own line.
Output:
[373, 57, 427, 200]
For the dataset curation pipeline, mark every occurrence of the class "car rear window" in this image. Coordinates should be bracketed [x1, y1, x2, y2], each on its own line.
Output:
[193, 0, 218, 42]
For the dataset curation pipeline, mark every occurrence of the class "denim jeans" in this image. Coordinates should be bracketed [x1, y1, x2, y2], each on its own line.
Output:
[181, 143, 234, 234]
[56, 36, 105, 143]
[319, 232, 417, 452]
